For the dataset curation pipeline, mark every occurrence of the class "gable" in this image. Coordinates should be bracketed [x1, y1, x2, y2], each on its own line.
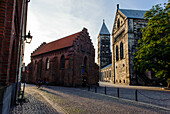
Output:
[31, 32, 81, 56]
[112, 9, 127, 34]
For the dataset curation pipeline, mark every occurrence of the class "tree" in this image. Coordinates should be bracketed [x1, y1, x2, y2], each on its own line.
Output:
[134, 1, 170, 88]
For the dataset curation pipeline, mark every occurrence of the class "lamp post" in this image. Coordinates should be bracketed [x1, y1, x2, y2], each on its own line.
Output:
[21, 30, 32, 105]
[24, 30, 32, 43]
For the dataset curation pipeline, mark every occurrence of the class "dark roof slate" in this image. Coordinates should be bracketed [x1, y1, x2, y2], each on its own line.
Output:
[101, 64, 112, 69]
[119, 9, 146, 19]
[99, 21, 110, 35]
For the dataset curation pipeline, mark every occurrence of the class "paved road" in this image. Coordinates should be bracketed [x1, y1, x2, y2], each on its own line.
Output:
[10, 91, 58, 114]
[20, 85, 170, 114]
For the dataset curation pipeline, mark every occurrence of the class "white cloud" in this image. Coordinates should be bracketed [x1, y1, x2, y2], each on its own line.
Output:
[24, 0, 167, 65]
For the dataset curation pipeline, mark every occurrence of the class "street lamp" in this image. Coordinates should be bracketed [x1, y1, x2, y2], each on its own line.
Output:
[21, 30, 32, 105]
[24, 30, 32, 43]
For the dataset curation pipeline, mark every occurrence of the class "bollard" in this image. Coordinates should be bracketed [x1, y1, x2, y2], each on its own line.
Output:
[105, 86, 106, 94]
[135, 89, 138, 101]
[95, 87, 97, 93]
[88, 86, 90, 91]
[117, 88, 119, 98]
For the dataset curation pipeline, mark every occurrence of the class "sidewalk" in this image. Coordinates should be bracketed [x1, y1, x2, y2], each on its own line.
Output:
[10, 93, 58, 114]
[99, 81, 170, 91]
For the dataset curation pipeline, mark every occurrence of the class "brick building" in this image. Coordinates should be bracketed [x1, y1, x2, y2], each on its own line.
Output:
[0, 0, 30, 113]
[29, 28, 98, 86]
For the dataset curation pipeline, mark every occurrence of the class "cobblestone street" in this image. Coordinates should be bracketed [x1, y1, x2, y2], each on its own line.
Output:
[10, 84, 170, 114]
[10, 93, 58, 114]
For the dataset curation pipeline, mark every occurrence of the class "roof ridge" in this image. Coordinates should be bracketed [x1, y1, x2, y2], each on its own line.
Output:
[119, 8, 146, 19]
[31, 30, 84, 56]
[46, 31, 82, 45]
[119, 8, 147, 11]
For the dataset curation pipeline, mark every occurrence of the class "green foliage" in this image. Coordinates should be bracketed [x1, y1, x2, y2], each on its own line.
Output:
[134, 1, 170, 80]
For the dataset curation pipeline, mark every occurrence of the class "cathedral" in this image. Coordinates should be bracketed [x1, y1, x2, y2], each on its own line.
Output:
[98, 4, 157, 85]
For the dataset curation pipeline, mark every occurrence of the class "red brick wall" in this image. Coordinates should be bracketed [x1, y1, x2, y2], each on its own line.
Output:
[29, 28, 99, 86]
[0, 0, 27, 85]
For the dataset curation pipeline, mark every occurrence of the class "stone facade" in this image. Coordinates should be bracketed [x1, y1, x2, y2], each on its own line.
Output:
[112, 5, 148, 85]
[97, 20, 112, 81]
[101, 64, 112, 82]
[98, 20, 112, 69]
[29, 28, 98, 86]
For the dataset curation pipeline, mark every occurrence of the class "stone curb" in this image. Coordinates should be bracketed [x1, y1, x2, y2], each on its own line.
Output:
[99, 82, 170, 91]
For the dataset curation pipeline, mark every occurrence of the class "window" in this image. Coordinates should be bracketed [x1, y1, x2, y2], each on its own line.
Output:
[60, 55, 65, 69]
[84, 56, 87, 69]
[34, 60, 37, 70]
[46, 58, 50, 70]
[69, 57, 71, 69]
[120, 42, 124, 59]
[117, 19, 120, 28]
[116, 45, 119, 61]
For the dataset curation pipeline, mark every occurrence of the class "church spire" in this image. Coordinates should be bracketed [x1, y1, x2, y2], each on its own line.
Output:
[99, 19, 110, 35]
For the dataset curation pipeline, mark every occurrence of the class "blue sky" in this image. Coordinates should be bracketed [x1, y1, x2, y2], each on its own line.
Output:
[24, 0, 168, 65]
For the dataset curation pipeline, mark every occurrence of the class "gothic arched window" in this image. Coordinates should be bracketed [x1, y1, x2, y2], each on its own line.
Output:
[117, 19, 120, 29]
[34, 60, 37, 70]
[84, 56, 87, 69]
[46, 58, 50, 70]
[120, 42, 124, 59]
[116, 45, 119, 61]
[60, 55, 65, 70]
[69, 57, 72, 69]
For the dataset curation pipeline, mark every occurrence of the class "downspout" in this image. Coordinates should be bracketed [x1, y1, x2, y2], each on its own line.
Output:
[14, 0, 22, 104]
[15, 0, 30, 104]
[113, 46, 115, 84]
[72, 54, 74, 86]
[112, 32, 116, 84]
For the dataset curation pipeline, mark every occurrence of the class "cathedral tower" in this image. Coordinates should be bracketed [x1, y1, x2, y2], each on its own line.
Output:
[98, 20, 111, 69]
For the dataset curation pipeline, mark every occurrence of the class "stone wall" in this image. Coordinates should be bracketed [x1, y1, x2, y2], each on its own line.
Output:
[112, 11, 130, 85]
[112, 8, 148, 85]
[101, 65, 112, 82]
[0, 84, 16, 114]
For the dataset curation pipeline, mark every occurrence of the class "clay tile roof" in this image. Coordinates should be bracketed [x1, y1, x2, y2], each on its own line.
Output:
[32, 31, 81, 56]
